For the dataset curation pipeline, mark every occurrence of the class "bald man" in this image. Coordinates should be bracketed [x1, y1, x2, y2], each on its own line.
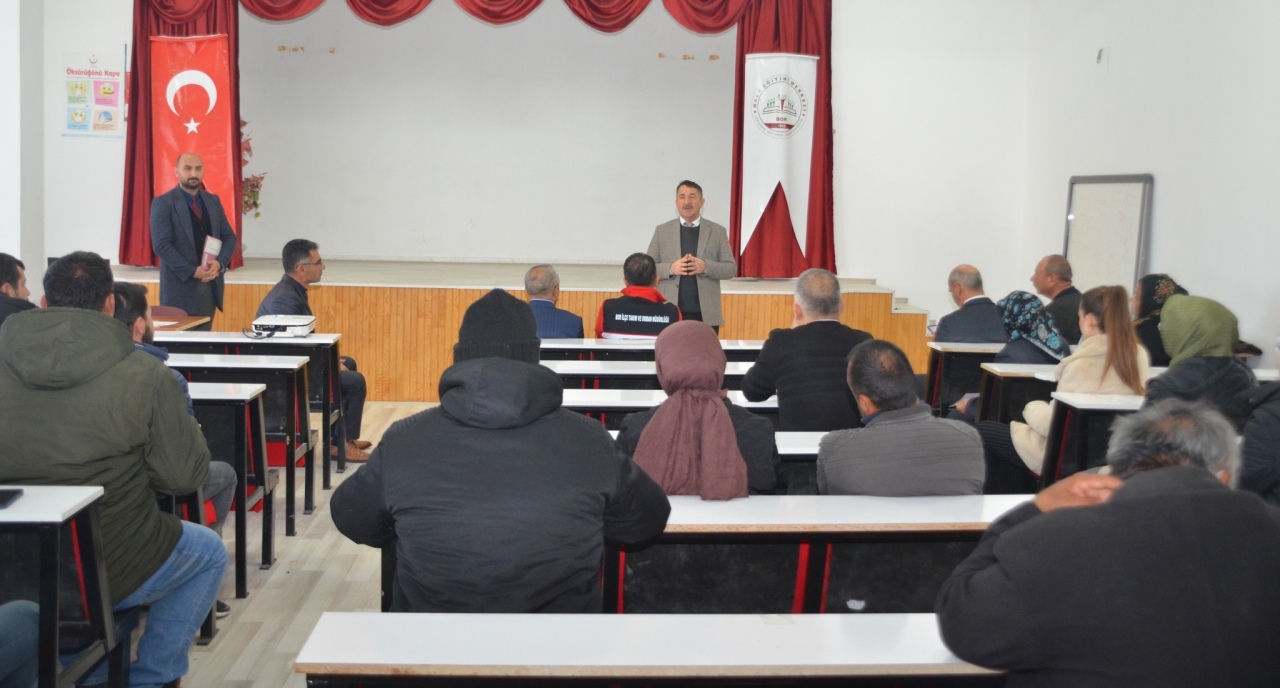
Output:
[1031, 254, 1082, 344]
[934, 265, 1007, 343]
[151, 151, 238, 330]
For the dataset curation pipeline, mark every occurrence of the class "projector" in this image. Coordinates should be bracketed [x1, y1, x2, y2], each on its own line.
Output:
[250, 315, 316, 338]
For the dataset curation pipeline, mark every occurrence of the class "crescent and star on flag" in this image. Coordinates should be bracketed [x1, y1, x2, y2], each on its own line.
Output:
[166, 69, 218, 134]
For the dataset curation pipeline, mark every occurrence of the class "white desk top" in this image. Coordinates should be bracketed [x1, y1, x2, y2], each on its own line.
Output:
[541, 338, 765, 351]
[980, 363, 1055, 378]
[662, 494, 1030, 533]
[927, 342, 1005, 354]
[154, 330, 341, 345]
[294, 612, 991, 678]
[0, 485, 104, 524]
[608, 430, 822, 456]
[543, 360, 755, 377]
[187, 382, 267, 402]
[562, 388, 776, 410]
[166, 353, 309, 371]
[1051, 392, 1145, 411]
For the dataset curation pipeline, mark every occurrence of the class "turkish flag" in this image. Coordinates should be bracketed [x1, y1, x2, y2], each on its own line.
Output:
[150, 35, 241, 266]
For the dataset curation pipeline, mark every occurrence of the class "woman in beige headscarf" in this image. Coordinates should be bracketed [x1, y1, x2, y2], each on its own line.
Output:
[614, 321, 779, 499]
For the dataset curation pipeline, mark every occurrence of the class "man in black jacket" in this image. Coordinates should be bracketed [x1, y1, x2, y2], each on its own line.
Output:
[331, 289, 671, 613]
[257, 239, 370, 462]
[1031, 254, 1082, 344]
[0, 253, 35, 330]
[742, 268, 871, 431]
[937, 399, 1280, 687]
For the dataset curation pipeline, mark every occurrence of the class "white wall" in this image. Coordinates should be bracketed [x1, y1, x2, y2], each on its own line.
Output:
[1024, 0, 1280, 355]
[831, 0, 1029, 323]
[40, 0, 133, 264]
[0, 2, 20, 255]
[237, 0, 735, 262]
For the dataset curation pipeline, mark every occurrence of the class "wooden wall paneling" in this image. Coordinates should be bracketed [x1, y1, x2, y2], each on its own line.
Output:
[141, 283, 926, 402]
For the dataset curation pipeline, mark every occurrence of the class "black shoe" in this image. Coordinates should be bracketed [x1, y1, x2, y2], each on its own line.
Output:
[215, 600, 231, 618]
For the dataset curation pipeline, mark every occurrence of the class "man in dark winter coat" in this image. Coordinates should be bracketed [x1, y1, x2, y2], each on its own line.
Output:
[1241, 381, 1280, 506]
[331, 289, 671, 613]
[937, 399, 1280, 688]
[0, 253, 35, 330]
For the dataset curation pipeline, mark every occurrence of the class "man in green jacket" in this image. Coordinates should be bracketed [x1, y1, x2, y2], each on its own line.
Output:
[0, 251, 226, 688]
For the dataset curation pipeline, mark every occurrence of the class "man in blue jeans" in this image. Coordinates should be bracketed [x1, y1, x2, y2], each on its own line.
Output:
[0, 252, 226, 687]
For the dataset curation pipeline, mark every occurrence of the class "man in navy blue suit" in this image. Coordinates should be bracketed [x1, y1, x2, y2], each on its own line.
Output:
[150, 152, 238, 331]
[525, 264, 583, 339]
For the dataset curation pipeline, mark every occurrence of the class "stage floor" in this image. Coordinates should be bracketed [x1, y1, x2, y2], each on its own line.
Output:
[113, 258, 915, 302]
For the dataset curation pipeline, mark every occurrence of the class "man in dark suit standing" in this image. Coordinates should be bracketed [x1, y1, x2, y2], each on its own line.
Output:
[937, 399, 1280, 687]
[150, 152, 238, 331]
[934, 264, 1007, 343]
[742, 268, 872, 431]
[524, 264, 583, 339]
[646, 180, 736, 332]
[1032, 254, 1082, 344]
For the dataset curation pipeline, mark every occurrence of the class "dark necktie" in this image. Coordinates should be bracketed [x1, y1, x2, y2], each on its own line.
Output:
[189, 194, 203, 221]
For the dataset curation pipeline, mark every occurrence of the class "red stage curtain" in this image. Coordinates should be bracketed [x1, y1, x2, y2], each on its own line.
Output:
[346, 0, 434, 26]
[454, 0, 543, 25]
[663, 0, 746, 34]
[119, 0, 245, 268]
[728, 0, 833, 276]
[240, 0, 326, 20]
[563, 0, 648, 33]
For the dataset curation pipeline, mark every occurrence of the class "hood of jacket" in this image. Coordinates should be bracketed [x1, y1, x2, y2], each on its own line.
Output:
[0, 307, 135, 390]
[438, 357, 564, 430]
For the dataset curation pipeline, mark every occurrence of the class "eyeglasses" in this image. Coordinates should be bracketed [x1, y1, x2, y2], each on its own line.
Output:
[301, 260, 324, 267]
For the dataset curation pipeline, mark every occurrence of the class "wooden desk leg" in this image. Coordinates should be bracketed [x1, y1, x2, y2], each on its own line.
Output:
[37, 525, 60, 688]
[234, 402, 250, 599]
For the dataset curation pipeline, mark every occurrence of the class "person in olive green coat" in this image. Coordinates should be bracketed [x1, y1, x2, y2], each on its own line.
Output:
[0, 251, 226, 688]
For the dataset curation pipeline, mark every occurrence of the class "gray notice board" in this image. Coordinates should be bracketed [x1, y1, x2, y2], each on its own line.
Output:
[1063, 174, 1154, 290]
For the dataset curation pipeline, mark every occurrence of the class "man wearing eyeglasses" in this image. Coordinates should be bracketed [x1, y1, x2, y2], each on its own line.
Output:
[257, 239, 371, 462]
[151, 151, 239, 331]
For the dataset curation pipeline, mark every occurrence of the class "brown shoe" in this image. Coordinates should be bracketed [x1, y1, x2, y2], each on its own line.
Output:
[328, 444, 339, 459]
[344, 441, 370, 463]
[350, 439, 373, 450]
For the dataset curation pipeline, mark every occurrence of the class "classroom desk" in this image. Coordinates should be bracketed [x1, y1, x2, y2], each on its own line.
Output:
[1032, 367, 1279, 384]
[152, 315, 210, 331]
[0, 485, 124, 688]
[295, 612, 999, 687]
[1040, 392, 1144, 488]
[156, 331, 348, 488]
[166, 353, 312, 536]
[976, 363, 1056, 423]
[607, 430, 823, 495]
[562, 388, 778, 429]
[924, 343, 1004, 414]
[188, 383, 276, 599]
[606, 494, 1029, 615]
[540, 338, 766, 362]
[543, 359, 755, 390]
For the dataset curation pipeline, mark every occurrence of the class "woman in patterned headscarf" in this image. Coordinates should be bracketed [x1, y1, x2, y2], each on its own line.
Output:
[1131, 274, 1188, 367]
[993, 291, 1073, 364]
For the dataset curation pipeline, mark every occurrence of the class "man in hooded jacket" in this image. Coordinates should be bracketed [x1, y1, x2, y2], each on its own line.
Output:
[0, 251, 225, 687]
[331, 289, 670, 613]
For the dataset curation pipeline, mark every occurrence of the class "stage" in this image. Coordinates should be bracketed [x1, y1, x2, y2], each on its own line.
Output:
[116, 259, 929, 402]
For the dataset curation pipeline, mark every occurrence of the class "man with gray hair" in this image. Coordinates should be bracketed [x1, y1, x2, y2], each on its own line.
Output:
[937, 399, 1280, 687]
[933, 264, 1006, 343]
[524, 264, 583, 339]
[1031, 254, 1082, 343]
[742, 268, 871, 431]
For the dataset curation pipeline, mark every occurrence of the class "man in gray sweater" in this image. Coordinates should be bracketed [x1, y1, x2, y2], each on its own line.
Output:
[818, 339, 984, 496]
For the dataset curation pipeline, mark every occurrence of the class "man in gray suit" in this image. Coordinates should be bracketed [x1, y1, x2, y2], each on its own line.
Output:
[818, 339, 984, 496]
[934, 264, 1007, 343]
[150, 152, 238, 331]
[646, 180, 736, 331]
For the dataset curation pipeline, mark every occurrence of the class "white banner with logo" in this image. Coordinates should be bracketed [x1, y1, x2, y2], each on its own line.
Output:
[739, 53, 818, 256]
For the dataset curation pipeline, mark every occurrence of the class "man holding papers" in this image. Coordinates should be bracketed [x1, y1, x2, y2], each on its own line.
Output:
[151, 151, 238, 331]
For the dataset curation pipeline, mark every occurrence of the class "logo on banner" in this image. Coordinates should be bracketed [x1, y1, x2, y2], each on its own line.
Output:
[750, 75, 809, 138]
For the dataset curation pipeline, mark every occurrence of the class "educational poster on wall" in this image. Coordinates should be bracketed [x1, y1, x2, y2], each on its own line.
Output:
[62, 48, 126, 138]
